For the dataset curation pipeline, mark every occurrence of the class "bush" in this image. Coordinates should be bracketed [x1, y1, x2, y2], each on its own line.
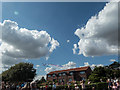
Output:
[56, 85, 68, 90]
[38, 82, 108, 90]
[55, 84, 82, 90]
[85, 85, 93, 90]
[95, 82, 108, 90]
[90, 82, 108, 90]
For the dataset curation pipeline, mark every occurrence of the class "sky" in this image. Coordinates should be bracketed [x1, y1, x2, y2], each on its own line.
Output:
[0, 2, 119, 79]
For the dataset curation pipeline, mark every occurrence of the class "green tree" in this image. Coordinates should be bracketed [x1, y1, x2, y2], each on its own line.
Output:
[89, 62, 120, 83]
[2, 62, 36, 82]
[112, 69, 120, 78]
[89, 66, 110, 83]
[105, 68, 114, 78]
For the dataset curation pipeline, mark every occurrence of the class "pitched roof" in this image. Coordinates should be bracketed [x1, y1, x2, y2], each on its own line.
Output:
[47, 66, 90, 75]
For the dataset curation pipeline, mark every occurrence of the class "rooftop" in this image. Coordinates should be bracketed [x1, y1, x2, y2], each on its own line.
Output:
[47, 66, 90, 75]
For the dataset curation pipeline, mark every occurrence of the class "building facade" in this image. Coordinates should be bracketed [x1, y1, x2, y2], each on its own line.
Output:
[47, 66, 92, 84]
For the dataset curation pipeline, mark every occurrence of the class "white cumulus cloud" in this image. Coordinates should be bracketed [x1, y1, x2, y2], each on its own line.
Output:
[49, 38, 59, 53]
[84, 62, 90, 66]
[36, 65, 40, 68]
[33, 74, 46, 81]
[0, 20, 59, 68]
[74, 2, 118, 57]
[72, 44, 78, 54]
[83, 62, 104, 69]
[67, 40, 70, 43]
[45, 61, 76, 73]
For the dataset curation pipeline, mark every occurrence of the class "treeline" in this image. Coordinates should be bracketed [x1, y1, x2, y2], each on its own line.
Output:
[88, 62, 120, 83]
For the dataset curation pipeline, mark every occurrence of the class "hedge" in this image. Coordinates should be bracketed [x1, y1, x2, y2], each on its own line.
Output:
[91, 82, 108, 90]
[39, 82, 108, 90]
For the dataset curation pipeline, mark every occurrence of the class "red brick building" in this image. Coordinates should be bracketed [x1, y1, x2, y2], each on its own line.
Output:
[47, 66, 92, 84]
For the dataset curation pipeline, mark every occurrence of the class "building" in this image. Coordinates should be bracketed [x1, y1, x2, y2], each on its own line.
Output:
[47, 66, 92, 84]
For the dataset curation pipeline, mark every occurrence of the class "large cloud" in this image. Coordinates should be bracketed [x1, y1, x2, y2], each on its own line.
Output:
[0, 20, 59, 67]
[74, 2, 118, 57]
[45, 61, 76, 73]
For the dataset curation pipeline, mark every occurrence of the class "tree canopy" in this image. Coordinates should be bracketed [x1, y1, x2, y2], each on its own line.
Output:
[89, 62, 120, 83]
[2, 62, 36, 82]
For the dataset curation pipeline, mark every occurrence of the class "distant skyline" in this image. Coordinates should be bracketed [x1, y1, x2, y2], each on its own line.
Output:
[0, 2, 118, 79]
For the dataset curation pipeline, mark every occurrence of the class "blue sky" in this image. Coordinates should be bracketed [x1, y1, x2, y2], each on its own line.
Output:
[2, 2, 118, 77]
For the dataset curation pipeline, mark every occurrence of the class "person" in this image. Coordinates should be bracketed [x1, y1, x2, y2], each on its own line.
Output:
[87, 79, 91, 85]
[11, 83, 16, 90]
[74, 83, 79, 90]
[80, 80, 85, 90]
[116, 80, 120, 90]
[1, 81, 6, 90]
[100, 79, 103, 82]
[21, 83, 25, 88]
[67, 82, 71, 90]
[30, 82, 38, 90]
[107, 79, 112, 90]
[16, 84, 20, 90]
[21, 83, 31, 90]
[6, 84, 10, 90]
[45, 84, 48, 90]
[52, 82, 56, 90]
[92, 86, 95, 90]
[112, 82, 117, 90]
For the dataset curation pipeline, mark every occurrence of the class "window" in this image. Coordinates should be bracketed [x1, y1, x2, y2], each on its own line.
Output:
[59, 79, 64, 83]
[63, 73, 66, 75]
[59, 79, 62, 83]
[53, 74, 56, 77]
[59, 73, 61, 76]
[48, 75, 51, 77]
[80, 71, 85, 74]
[69, 78, 72, 82]
[70, 72, 73, 75]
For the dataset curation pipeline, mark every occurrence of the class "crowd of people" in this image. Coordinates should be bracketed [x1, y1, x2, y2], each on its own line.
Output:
[0, 78, 120, 90]
[107, 79, 120, 90]
[0, 81, 39, 90]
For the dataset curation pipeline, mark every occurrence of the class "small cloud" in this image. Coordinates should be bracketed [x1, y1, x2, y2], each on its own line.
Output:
[83, 62, 104, 69]
[72, 49, 76, 54]
[91, 64, 96, 68]
[84, 62, 90, 66]
[14, 11, 19, 15]
[72, 44, 78, 54]
[110, 59, 116, 62]
[45, 56, 49, 60]
[91, 64, 104, 68]
[36, 65, 40, 67]
[97, 64, 104, 67]
[49, 38, 59, 53]
[33, 75, 46, 81]
[67, 40, 70, 43]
